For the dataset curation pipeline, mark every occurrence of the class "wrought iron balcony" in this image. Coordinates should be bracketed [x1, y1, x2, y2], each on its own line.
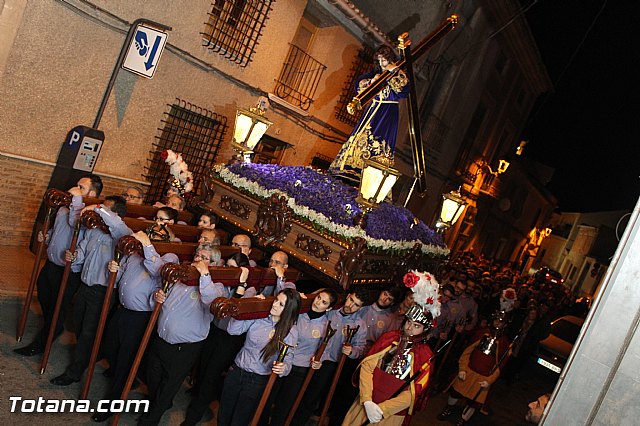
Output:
[274, 44, 327, 111]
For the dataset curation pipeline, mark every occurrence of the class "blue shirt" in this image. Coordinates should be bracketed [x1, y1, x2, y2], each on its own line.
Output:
[47, 195, 84, 271]
[459, 294, 478, 328]
[73, 207, 131, 287]
[259, 276, 296, 297]
[117, 245, 178, 312]
[357, 304, 398, 346]
[227, 315, 298, 376]
[321, 309, 367, 362]
[292, 313, 328, 367]
[157, 274, 224, 344]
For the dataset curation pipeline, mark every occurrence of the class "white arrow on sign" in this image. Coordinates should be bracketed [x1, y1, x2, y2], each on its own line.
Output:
[122, 24, 168, 79]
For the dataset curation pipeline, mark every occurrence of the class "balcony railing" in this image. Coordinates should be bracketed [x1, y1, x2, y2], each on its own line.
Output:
[274, 44, 326, 111]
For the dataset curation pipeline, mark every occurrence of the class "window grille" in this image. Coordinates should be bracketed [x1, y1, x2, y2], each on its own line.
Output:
[274, 43, 327, 111]
[145, 99, 228, 204]
[202, 0, 274, 67]
[334, 49, 373, 126]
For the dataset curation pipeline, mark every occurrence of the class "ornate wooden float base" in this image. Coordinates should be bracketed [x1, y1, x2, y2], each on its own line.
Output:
[202, 177, 443, 290]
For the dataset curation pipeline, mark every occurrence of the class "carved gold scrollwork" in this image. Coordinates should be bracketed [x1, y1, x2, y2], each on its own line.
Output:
[253, 194, 292, 246]
[335, 237, 367, 290]
[295, 233, 332, 261]
[219, 195, 251, 220]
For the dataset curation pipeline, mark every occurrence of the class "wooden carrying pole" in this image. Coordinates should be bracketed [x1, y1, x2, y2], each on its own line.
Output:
[80, 236, 133, 399]
[250, 341, 295, 426]
[17, 188, 71, 341]
[110, 262, 187, 426]
[318, 325, 360, 426]
[284, 321, 337, 426]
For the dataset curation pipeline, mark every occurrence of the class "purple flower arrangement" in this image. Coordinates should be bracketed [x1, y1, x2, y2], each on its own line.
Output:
[221, 163, 447, 255]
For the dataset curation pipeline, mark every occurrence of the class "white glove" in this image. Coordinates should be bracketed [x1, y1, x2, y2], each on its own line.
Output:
[458, 371, 466, 381]
[363, 401, 383, 423]
[479, 380, 489, 388]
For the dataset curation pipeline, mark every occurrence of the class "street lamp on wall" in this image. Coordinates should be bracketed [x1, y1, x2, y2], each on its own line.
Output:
[497, 159, 510, 174]
[353, 156, 400, 228]
[475, 159, 510, 177]
[231, 98, 273, 162]
[435, 187, 467, 233]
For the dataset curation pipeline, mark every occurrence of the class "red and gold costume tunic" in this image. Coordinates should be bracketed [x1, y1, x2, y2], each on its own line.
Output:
[342, 330, 433, 426]
[451, 334, 510, 404]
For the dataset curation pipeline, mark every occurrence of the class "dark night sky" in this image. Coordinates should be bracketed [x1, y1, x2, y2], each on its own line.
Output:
[519, 0, 639, 212]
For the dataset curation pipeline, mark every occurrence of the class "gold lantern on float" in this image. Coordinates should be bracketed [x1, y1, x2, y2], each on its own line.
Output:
[353, 156, 400, 228]
[436, 187, 467, 232]
[231, 98, 273, 163]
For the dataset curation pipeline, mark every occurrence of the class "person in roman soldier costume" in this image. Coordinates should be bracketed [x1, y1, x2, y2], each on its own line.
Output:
[437, 309, 511, 425]
[342, 270, 440, 426]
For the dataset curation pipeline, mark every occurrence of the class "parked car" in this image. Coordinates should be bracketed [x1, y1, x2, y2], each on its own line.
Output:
[537, 315, 585, 373]
[535, 266, 565, 286]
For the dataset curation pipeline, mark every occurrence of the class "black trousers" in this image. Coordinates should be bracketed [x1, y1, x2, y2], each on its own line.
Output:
[103, 306, 152, 401]
[267, 365, 309, 426]
[290, 360, 337, 426]
[34, 261, 81, 348]
[184, 323, 246, 424]
[217, 364, 270, 426]
[138, 338, 203, 425]
[65, 283, 116, 380]
[328, 357, 360, 426]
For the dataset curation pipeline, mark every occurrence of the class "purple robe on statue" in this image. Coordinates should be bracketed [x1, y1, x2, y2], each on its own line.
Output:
[329, 67, 410, 183]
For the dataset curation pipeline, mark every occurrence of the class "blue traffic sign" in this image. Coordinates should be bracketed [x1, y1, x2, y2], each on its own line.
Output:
[122, 24, 168, 78]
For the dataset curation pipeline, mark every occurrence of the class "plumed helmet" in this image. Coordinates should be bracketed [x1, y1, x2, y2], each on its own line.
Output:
[402, 270, 441, 327]
[405, 304, 435, 328]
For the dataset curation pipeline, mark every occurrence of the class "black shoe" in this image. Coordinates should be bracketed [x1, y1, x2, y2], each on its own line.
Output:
[14, 342, 44, 357]
[91, 411, 113, 422]
[50, 373, 79, 386]
[437, 405, 454, 420]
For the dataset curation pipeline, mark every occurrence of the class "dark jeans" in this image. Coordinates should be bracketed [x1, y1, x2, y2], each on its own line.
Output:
[138, 338, 203, 425]
[65, 283, 115, 380]
[328, 357, 360, 426]
[217, 364, 270, 426]
[104, 306, 152, 401]
[34, 261, 81, 348]
[290, 361, 337, 426]
[184, 324, 246, 424]
[268, 365, 309, 426]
